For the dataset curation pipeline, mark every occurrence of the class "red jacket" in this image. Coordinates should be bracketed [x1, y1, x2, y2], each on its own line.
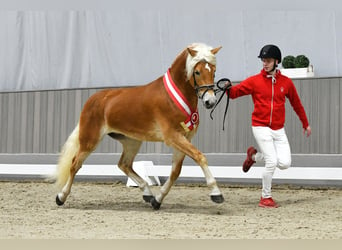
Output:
[229, 69, 309, 130]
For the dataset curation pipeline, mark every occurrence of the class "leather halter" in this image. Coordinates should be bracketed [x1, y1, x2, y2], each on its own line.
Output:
[193, 71, 215, 99]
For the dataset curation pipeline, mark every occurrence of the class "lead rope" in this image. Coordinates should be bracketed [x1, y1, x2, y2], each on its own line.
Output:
[210, 78, 232, 130]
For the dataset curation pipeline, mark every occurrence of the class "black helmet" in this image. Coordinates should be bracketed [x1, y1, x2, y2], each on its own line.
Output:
[258, 44, 282, 63]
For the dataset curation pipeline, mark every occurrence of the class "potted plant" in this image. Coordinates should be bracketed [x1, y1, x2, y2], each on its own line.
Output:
[282, 55, 296, 69]
[280, 54, 314, 78]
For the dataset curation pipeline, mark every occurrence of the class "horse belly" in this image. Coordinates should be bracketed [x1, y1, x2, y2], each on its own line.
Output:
[102, 86, 166, 141]
[105, 108, 164, 142]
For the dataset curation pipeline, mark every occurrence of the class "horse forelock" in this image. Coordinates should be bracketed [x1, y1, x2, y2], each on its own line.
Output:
[185, 43, 217, 80]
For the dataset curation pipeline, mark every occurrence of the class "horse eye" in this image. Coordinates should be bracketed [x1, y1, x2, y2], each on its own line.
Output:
[195, 71, 200, 76]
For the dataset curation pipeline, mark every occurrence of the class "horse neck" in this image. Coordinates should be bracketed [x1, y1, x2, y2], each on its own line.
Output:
[169, 51, 198, 110]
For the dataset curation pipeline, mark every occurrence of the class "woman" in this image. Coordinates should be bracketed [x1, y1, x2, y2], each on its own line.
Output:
[226, 44, 312, 208]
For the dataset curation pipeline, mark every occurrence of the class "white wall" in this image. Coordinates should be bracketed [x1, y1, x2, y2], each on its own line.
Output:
[0, 1, 341, 91]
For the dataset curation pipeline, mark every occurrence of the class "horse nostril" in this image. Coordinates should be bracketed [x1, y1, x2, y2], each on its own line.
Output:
[205, 100, 215, 109]
[203, 92, 217, 109]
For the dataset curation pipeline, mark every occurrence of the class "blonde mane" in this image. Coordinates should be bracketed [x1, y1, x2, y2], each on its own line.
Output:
[185, 43, 217, 80]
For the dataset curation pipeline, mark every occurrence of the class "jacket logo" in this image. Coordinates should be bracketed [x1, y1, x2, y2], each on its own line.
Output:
[280, 87, 284, 92]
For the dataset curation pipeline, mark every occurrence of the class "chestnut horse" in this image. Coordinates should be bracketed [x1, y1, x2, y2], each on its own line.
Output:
[54, 43, 224, 210]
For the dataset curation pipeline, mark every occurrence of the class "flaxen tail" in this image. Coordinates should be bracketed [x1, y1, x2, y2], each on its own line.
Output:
[53, 123, 80, 189]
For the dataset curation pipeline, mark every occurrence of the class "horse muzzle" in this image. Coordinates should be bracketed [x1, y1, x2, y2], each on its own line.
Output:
[202, 90, 217, 109]
[203, 92, 217, 109]
[195, 84, 217, 109]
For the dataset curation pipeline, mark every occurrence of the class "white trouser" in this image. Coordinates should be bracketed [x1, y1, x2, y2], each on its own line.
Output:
[252, 126, 291, 198]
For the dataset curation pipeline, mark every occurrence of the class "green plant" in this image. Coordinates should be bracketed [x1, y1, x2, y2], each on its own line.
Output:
[282, 55, 296, 68]
[294, 55, 310, 68]
[282, 54, 310, 68]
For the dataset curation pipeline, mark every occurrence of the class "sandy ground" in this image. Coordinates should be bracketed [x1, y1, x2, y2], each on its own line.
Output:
[0, 180, 341, 239]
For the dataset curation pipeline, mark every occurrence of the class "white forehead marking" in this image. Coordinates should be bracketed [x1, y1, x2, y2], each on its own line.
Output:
[205, 63, 211, 72]
[185, 43, 216, 80]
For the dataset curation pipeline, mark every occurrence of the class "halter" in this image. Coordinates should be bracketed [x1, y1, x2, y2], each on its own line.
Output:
[193, 71, 215, 99]
[192, 68, 232, 131]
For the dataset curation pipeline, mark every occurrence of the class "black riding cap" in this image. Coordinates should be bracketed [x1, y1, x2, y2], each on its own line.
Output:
[258, 44, 282, 63]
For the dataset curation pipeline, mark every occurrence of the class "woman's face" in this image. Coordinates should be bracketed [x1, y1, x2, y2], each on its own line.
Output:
[262, 58, 277, 73]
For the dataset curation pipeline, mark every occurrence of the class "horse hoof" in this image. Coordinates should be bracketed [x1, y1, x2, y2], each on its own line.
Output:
[150, 197, 161, 210]
[143, 195, 154, 203]
[56, 195, 65, 206]
[211, 194, 224, 204]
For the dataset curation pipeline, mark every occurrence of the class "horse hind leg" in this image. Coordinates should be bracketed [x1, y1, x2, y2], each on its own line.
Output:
[56, 150, 90, 205]
[55, 122, 104, 206]
[117, 138, 154, 203]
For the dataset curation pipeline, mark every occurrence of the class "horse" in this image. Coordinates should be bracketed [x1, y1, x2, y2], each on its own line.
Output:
[54, 43, 224, 210]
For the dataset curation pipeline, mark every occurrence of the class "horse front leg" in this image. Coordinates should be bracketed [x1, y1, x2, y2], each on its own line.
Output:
[150, 149, 185, 210]
[200, 160, 225, 203]
[169, 135, 224, 204]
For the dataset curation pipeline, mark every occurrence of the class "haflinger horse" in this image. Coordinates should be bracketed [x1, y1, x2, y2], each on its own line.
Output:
[54, 43, 224, 210]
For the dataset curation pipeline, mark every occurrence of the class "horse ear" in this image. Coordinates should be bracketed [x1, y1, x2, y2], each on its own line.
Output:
[187, 47, 197, 57]
[211, 46, 222, 55]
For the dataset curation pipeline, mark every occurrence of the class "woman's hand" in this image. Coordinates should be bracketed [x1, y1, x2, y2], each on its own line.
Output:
[303, 125, 312, 137]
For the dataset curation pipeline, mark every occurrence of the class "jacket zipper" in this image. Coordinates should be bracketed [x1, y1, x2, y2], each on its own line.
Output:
[269, 76, 275, 126]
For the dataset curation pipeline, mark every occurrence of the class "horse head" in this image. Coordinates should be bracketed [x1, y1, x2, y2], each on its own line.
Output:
[186, 43, 222, 109]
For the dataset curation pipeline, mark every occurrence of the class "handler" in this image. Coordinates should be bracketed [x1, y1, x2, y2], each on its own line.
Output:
[225, 44, 312, 208]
